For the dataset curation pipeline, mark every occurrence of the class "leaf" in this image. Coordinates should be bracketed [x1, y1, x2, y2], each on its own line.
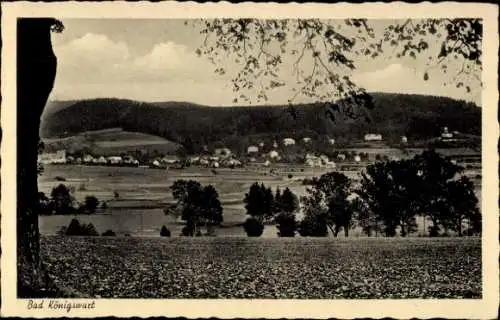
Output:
[438, 43, 447, 58]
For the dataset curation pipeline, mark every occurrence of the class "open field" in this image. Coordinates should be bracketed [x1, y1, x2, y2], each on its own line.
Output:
[40, 236, 481, 298]
[38, 162, 482, 237]
[42, 128, 181, 156]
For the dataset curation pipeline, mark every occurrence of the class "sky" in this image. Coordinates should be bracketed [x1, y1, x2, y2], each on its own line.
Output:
[49, 19, 481, 106]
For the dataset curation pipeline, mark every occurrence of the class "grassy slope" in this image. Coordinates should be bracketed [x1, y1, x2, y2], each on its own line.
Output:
[41, 236, 481, 299]
[42, 128, 181, 155]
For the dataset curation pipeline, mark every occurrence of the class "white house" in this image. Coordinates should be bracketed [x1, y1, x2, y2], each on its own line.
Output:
[401, 136, 408, 144]
[283, 138, 296, 146]
[273, 141, 278, 148]
[364, 133, 383, 141]
[259, 142, 265, 148]
[83, 154, 94, 164]
[161, 155, 180, 164]
[306, 158, 323, 167]
[337, 153, 346, 161]
[319, 155, 330, 164]
[247, 145, 259, 154]
[264, 160, 271, 167]
[152, 160, 161, 167]
[354, 155, 361, 163]
[38, 150, 67, 164]
[302, 137, 311, 144]
[227, 159, 242, 167]
[305, 153, 317, 161]
[269, 150, 279, 159]
[190, 156, 200, 164]
[214, 147, 232, 157]
[441, 127, 453, 139]
[328, 138, 336, 145]
[324, 161, 336, 169]
[107, 156, 123, 165]
[96, 156, 108, 165]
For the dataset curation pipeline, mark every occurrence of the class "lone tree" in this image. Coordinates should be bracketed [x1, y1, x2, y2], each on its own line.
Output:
[301, 172, 355, 237]
[274, 187, 299, 237]
[169, 179, 223, 236]
[357, 159, 421, 237]
[50, 184, 75, 215]
[84, 195, 99, 214]
[274, 187, 299, 215]
[440, 176, 481, 236]
[244, 182, 274, 222]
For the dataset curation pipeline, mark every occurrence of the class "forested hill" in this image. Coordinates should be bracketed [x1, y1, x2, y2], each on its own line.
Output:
[41, 93, 480, 152]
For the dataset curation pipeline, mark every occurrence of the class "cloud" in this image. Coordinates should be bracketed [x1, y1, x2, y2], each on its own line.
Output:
[55, 33, 130, 67]
[53, 34, 216, 85]
[52, 33, 480, 106]
[130, 41, 215, 81]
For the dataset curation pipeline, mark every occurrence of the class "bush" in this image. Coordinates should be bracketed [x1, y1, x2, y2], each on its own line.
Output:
[76, 203, 86, 215]
[243, 217, 264, 237]
[84, 195, 99, 214]
[428, 225, 440, 237]
[57, 226, 67, 236]
[302, 178, 315, 185]
[102, 229, 116, 236]
[288, 173, 293, 179]
[275, 213, 297, 237]
[298, 215, 328, 237]
[51, 184, 75, 215]
[181, 226, 191, 236]
[205, 225, 216, 237]
[66, 219, 82, 235]
[81, 223, 99, 236]
[160, 225, 171, 237]
[65, 219, 100, 236]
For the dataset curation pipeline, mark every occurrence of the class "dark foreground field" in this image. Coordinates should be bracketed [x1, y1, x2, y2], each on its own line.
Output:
[40, 236, 481, 299]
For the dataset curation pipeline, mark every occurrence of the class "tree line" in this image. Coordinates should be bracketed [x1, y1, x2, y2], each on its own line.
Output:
[42, 93, 480, 156]
[38, 184, 102, 216]
[166, 150, 480, 237]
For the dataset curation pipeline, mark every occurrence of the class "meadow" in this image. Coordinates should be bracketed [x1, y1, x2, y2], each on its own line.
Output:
[38, 161, 481, 237]
[40, 236, 481, 299]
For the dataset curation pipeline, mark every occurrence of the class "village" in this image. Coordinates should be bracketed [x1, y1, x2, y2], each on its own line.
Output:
[38, 127, 475, 170]
[39, 132, 389, 168]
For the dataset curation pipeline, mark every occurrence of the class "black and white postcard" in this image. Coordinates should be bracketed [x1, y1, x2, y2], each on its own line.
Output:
[1, 1, 498, 318]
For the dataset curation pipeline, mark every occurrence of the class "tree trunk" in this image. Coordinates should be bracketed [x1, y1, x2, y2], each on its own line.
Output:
[327, 225, 336, 237]
[17, 18, 58, 297]
[344, 225, 349, 237]
[400, 223, 407, 237]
